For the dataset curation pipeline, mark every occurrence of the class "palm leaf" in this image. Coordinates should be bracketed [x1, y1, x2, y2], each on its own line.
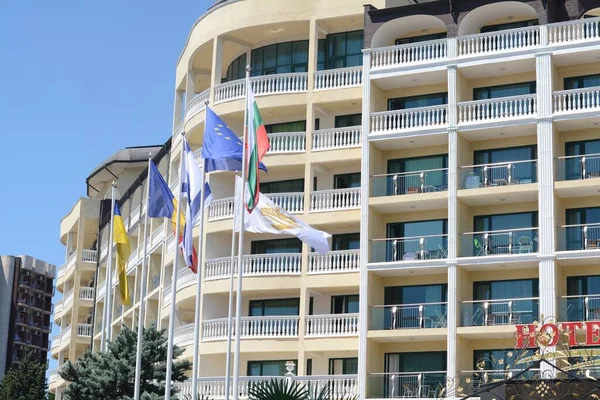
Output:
[248, 378, 309, 400]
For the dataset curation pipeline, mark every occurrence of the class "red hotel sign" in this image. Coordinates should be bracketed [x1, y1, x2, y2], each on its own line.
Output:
[515, 322, 600, 348]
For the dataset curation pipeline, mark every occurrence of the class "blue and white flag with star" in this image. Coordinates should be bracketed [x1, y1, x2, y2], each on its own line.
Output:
[202, 107, 268, 173]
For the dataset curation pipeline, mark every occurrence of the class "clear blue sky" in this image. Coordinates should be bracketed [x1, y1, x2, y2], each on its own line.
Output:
[0, 0, 210, 374]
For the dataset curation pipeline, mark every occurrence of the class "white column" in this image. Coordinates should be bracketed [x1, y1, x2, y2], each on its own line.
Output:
[209, 36, 224, 104]
[172, 90, 184, 132]
[185, 70, 196, 109]
[307, 18, 319, 92]
[536, 51, 557, 378]
[358, 49, 371, 399]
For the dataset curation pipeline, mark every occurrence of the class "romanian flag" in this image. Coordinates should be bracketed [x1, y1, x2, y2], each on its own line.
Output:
[147, 160, 199, 272]
[113, 204, 131, 306]
[246, 87, 270, 213]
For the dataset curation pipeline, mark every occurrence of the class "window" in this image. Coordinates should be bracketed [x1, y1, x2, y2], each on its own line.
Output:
[251, 238, 302, 254]
[473, 211, 538, 255]
[317, 39, 326, 71]
[260, 179, 304, 194]
[335, 113, 361, 128]
[388, 92, 448, 111]
[472, 279, 539, 325]
[251, 40, 310, 76]
[325, 30, 363, 69]
[331, 294, 359, 314]
[306, 359, 312, 376]
[387, 154, 448, 194]
[565, 207, 600, 250]
[384, 352, 446, 397]
[249, 298, 300, 316]
[474, 279, 539, 301]
[473, 145, 537, 184]
[332, 233, 360, 251]
[474, 211, 538, 232]
[224, 53, 247, 82]
[565, 139, 600, 180]
[386, 219, 448, 261]
[248, 360, 298, 376]
[473, 81, 536, 100]
[384, 284, 447, 329]
[265, 120, 306, 133]
[334, 173, 360, 189]
[564, 74, 600, 90]
[480, 19, 538, 33]
[566, 276, 600, 321]
[395, 32, 447, 45]
[329, 358, 358, 375]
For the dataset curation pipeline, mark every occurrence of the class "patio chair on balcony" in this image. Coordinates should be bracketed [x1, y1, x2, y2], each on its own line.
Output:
[433, 309, 447, 328]
[517, 236, 533, 253]
[402, 384, 419, 398]
[474, 239, 485, 256]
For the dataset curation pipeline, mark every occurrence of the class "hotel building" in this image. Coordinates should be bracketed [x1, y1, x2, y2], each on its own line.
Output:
[51, 0, 600, 398]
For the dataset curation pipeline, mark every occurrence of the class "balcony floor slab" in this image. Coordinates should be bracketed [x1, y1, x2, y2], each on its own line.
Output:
[370, 192, 447, 214]
[555, 179, 600, 198]
[457, 183, 538, 206]
[368, 328, 448, 343]
[457, 325, 517, 340]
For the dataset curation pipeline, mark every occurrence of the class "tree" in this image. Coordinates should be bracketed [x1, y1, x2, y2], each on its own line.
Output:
[0, 355, 47, 400]
[59, 325, 191, 400]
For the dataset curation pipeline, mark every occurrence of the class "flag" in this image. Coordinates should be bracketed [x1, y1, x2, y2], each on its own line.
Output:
[202, 107, 267, 173]
[246, 87, 270, 213]
[113, 204, 131, 306]
[180, 138, 213, 271]
[147, 160, 199, 272]
[234, 176, 330, 255]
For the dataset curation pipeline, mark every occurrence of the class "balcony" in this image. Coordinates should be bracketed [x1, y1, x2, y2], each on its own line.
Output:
[202, 315, 299, 341]
[49, 370, 58, 384]
[460, 298, 539, 327]
[372, 169, 448, 197]
[560, 295, 600, 322]
[548, 17, 600, 46]
[214, 72, 308, 103]
[557, 223, 600, 252]
[207, 197, 235, 221]
[458, 94, 536, 125]
[175, 375, 358, 400]
[314, 66, 362, 90]
[65, 251, 76, 273]
[54, 299, 63, 315]
[370, 105, 447, 135]
[185, 89, 210, 122]
[460, 228, 538, 257]
[554, 86, 600, 116]
[460, 160, 537, 189]
[310, 188, 360, 212]
[370, 235, 448, 263]
[163, 267, 196, 307]
[51, 334, 60, 349]
[457, 25, 540, 58]
[173, 323, 194, 348]
[62, 289, 74, 310]
[312, 126, 361, 151]
[368, 372, 446, 399]
[370, 302, 448, 330]
[77, 323, 93, 337]
[57, 264, 65, 279]
[307, 250, 359, 274]
[97, 280, 106, 301]
[458, 369, 540, 395]
[267, 132, 305, 154]
[370, 39, 447, 69]
[204, 253, 302, 281]
[265, 192, 304, 214]
[79, 287, 95, 301]
[305, 313, 359, 337]
[557, 154, 600, 181]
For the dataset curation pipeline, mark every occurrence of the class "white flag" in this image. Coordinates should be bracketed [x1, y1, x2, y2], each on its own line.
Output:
[234, 176, 331, 255]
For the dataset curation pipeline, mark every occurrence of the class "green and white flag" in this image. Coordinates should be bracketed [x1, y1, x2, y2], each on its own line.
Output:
[246, 87, 270, 212]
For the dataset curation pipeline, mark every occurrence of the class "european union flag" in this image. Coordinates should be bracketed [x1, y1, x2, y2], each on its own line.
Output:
[147, 160, 174, 219]
[203, 107, 267, 173]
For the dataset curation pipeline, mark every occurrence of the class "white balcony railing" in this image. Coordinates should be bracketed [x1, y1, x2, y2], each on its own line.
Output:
[162, 267, 196, 306]
[60, 325, 71, 344]
[66, 251, 77, 271]
[208, 197, 235, 221]
[314, 66, 362, 90]
[63, 289, 74, 310]
[100, 242, 108, 260]
[175, 375, 358, 399]
[308, 250, 360, 274]
[81, 249, 97, 263]
[305, 313, 359, 337]
[51, 334, 60, 349]
[312, 126, 361, 151]
[214, 73, 308, 103]
[185, 89, 210, 121]
[205, 253, 302, 280]
[548, 17, 600, 45]
[370, 39, 447, 69]
[310, 188, 360, 212]
[97, 280, 106, 301]
[151, 223, 165, 247]
[457, 25, 540, 57]
[458, 94, 536, 123]
[173, 323, 195, 347]
[77, 323, 93, 337]
[370, 105, 447, 134]
[265, 192, 304, 214]
[267, 132, 305, 153]
[49, 370, 58, 384]
[54, 299, 63, 314]
[553, 86, 600, 114]
[202, 316, 299, 340]
[79, 287, 95, 300]
[57, 264, 65, 279]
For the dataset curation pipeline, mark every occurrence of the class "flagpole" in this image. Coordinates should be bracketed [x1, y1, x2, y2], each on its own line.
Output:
[134, 155, 152, 400]
[103, 181, 117, 351]
[232, 65, 251, 400]
[224, 172, 239, 400]
[191, 154, 208, 400]
[165, 133, 186, 400]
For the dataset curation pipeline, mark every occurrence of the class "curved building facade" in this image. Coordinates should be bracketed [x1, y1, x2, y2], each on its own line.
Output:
[51, 0, 600, 398]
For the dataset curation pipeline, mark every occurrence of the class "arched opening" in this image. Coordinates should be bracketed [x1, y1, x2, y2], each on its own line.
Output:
[371, 15, 447, 48]
[458, 2, 539, 36]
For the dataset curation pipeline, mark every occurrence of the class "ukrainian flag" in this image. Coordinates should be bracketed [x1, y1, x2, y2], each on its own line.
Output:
[113, 204, 131, 306]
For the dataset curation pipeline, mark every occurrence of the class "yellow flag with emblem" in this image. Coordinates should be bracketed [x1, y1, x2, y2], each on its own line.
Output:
[113, 203, 131, 306]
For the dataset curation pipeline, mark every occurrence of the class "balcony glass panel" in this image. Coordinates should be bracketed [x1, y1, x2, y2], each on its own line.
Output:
[371, 220, 448, 262]
[372, 155, 448, 197]
[560, 276, 600, 322]
[560, 139, 600, 180]
[562, 208, 600, 250]
[467, 145, 537, 186]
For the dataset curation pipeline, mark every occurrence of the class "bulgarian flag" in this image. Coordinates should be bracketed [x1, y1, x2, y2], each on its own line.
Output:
[246, 87, 270, 212]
